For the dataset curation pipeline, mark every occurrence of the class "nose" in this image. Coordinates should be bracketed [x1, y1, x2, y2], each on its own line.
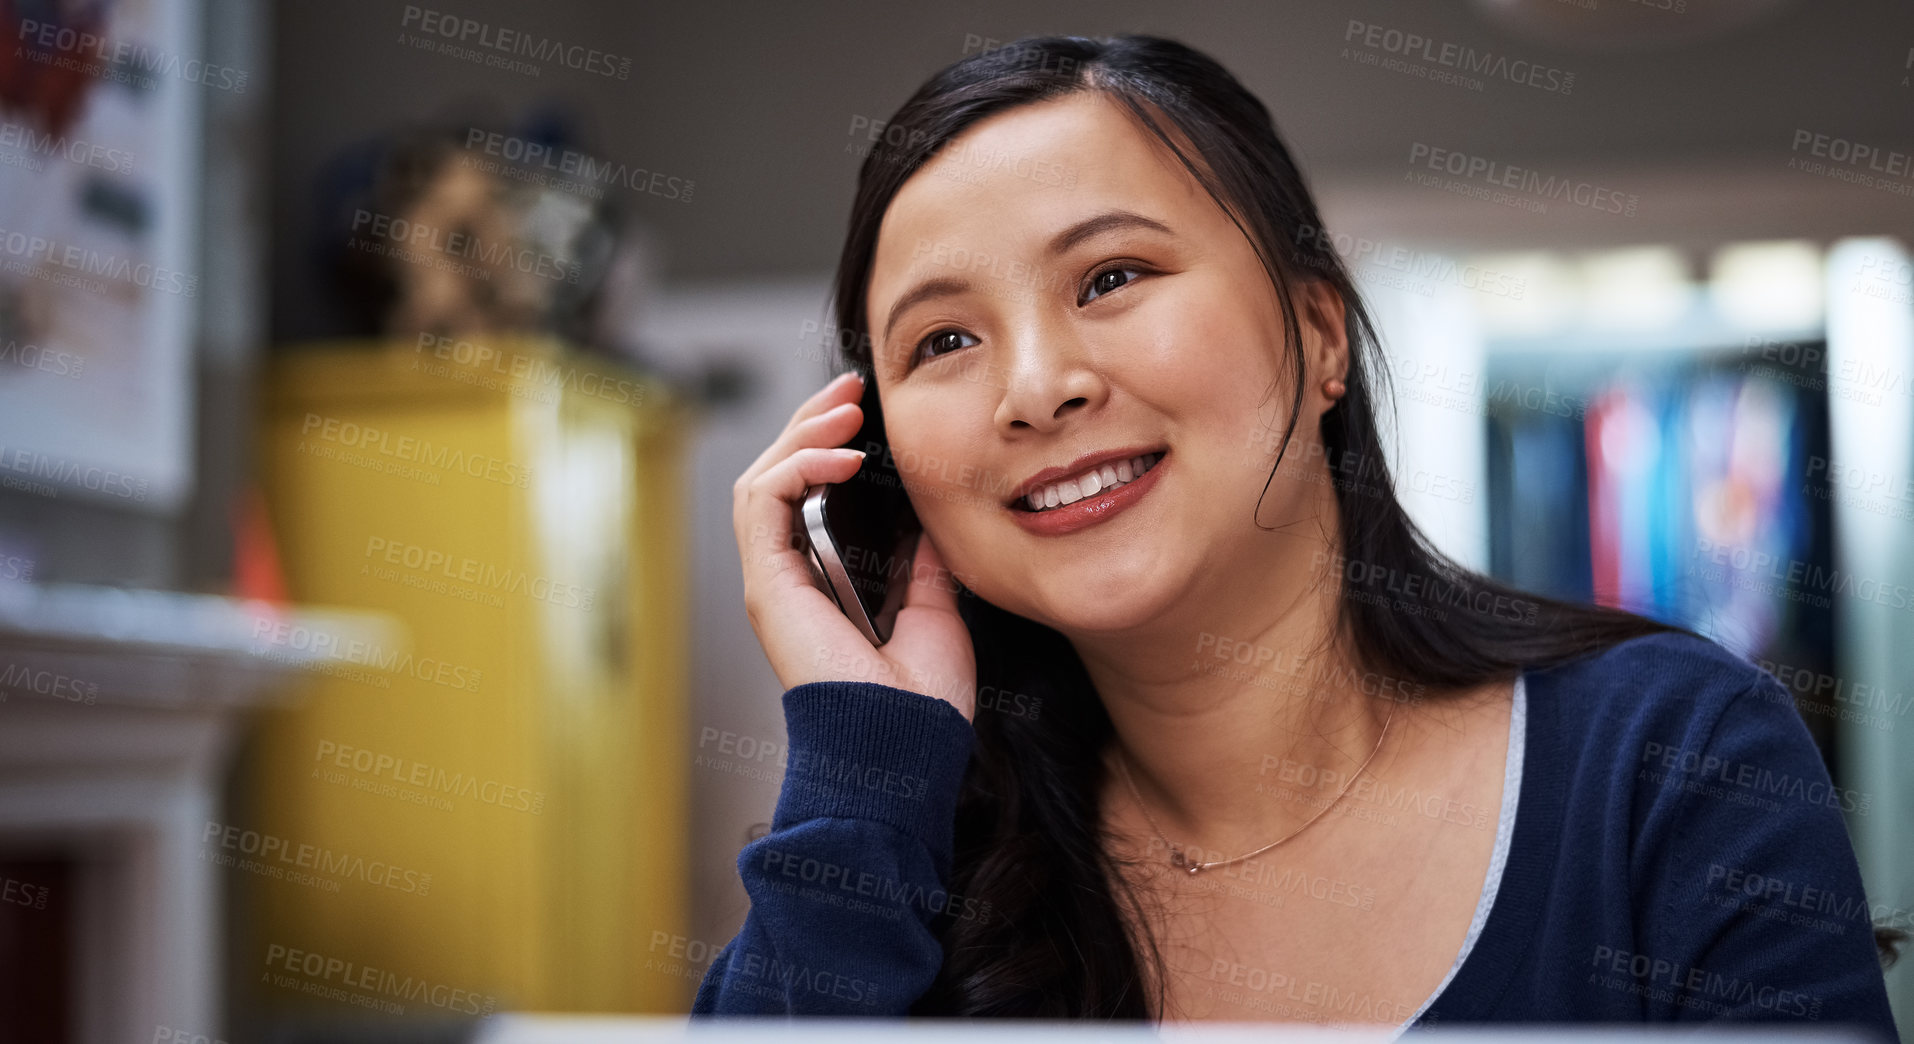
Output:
[991, 320, 1108, 433]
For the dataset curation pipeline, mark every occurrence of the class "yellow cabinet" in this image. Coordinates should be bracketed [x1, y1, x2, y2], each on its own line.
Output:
[244, 336, 690, 1019]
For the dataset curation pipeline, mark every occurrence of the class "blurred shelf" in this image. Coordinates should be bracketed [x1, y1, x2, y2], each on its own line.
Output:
[0, 581, 403, 710]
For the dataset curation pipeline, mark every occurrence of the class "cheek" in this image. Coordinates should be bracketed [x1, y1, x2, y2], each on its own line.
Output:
[1124, 282, 1290, 460]
[1127, 273, 1287, 393]
[885, 398, 999, 519]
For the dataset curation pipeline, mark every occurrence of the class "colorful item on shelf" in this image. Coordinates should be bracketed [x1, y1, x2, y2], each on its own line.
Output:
[1493, 351, 1822, 665]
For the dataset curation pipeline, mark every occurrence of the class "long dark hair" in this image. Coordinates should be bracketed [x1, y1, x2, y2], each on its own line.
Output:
[826, 34, 1901, 1017]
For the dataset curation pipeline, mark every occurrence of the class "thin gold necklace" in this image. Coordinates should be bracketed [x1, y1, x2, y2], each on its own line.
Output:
[1115, 699, 1398, 875]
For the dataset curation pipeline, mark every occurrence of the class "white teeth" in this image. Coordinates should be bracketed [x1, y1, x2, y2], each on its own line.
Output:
[1023, 452, 1162, 513]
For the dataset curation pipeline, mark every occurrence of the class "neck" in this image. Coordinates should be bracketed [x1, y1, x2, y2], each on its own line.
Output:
[1067, 496, 1396, 864]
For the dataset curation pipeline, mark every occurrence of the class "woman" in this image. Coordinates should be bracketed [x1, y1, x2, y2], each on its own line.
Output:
[701, 34, 1902, 1034]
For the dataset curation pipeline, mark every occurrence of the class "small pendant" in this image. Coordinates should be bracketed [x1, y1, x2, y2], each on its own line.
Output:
[1186, 863, 1202, 876]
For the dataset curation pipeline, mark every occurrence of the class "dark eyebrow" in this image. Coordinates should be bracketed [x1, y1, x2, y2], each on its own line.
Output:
[880, 277, 973, 351]
[1045, 208, 1175, 257]
[878, 210, 1176, 348]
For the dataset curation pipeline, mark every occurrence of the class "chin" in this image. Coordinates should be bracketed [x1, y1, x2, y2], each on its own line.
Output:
[1027, 569, 1182, 637]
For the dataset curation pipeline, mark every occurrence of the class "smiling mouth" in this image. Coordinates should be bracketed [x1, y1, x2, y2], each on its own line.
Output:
[1012, 451, 1166, 513]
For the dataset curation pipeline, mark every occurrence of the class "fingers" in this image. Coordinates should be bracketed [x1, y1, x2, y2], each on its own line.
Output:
[802, 369, 865, 417]
[745, 372, 867, 479]
[785, 370, 864, 431]
[737, 446, 867, 588]
[733, 372, 866, 539]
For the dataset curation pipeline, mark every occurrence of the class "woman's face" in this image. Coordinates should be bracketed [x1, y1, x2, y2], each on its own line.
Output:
[864, 90, 1343, 637]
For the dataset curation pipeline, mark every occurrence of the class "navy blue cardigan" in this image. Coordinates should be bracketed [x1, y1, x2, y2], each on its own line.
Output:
[691, 632, 1899, 1039]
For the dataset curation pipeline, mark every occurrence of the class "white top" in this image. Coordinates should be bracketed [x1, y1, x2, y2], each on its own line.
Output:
[1390, 671, 1528, 1038]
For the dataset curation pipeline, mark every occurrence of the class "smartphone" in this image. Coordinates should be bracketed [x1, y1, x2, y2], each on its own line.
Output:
[797, 377, 921, 646]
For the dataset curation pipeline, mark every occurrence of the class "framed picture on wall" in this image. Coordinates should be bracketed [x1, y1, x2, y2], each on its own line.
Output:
[0, 0, 234, 512]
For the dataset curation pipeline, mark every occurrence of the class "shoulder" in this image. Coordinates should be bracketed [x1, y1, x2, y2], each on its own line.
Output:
[1524, 629, 1879, 833]
[1520, 629, 1851, 827]
[1530, 628, 1771, 698]
[1524, 629, 1784, 751]
[1509, 632, 1894, 1032]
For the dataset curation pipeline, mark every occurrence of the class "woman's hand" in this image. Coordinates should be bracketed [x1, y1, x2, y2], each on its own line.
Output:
[732, 371, 977, 722]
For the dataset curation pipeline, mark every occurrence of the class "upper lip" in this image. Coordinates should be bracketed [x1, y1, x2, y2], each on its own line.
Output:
[1009, 445, 1167, 506]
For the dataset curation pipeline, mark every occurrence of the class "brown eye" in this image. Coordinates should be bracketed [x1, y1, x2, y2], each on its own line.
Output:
[917, 329, 978, 362]
[1082, 265, 1142, 304]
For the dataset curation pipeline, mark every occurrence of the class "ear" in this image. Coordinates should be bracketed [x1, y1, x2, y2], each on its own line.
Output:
[1297, 278, 1350, 405]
